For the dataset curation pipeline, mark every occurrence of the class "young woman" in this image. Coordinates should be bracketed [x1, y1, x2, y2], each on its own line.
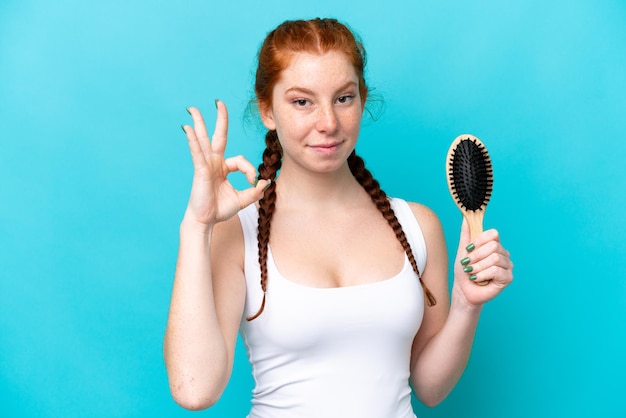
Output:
[164, 18, 513, 418]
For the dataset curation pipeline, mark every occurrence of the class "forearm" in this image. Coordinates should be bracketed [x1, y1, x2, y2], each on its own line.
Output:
[164, 218, 229, 409]
[411, 287, 483, 406]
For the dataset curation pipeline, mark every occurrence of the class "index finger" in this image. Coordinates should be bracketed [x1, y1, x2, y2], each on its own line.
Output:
[211, 100, 229, 155]
[187, 106, 212, 157]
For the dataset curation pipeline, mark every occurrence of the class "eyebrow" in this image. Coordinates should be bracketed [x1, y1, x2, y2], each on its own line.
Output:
[284, 80, 358, 96]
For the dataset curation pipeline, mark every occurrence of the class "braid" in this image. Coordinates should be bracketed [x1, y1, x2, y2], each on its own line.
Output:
[246, 130, 282, 321]
[247, 144, 435, 320]
[347, 151, 437, 307]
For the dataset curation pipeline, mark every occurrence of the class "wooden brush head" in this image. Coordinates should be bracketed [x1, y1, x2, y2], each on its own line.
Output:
[446, 134, 494, 240]
[446, 134, 493, 212]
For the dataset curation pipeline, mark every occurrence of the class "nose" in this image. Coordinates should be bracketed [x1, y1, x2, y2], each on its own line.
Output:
[316, 103, 338, 134]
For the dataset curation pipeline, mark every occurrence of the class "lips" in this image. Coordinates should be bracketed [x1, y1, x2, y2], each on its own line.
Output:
[309, 142, 342, 155]
[309, 141, 342, 149]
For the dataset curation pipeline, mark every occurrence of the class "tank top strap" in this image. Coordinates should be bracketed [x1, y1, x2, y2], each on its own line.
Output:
[389, 198, 427, 274]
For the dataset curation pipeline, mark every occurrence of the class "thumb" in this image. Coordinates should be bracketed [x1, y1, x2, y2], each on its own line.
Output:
[238, 179, 272, 208]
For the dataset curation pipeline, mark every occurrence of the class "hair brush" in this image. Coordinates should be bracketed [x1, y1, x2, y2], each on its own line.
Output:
[446, 134, 493, 285]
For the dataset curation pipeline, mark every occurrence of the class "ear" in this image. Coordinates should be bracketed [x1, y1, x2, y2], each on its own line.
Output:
[259, 103, 276, 131]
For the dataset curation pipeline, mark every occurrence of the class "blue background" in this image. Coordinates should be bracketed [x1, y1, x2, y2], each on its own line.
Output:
[1, 0, 625, 417]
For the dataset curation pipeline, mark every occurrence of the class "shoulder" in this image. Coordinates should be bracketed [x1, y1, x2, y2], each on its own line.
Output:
[409, 202, 443, 233]
[403, 201, 447, 268]
[404, 200, 448, 279]
[406, 201, 440, 225]
[391, 197, 446, 260]
[399, 200, 445, 240]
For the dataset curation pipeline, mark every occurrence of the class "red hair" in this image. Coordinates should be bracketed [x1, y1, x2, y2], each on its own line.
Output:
[247, 18, 435, 321]
[255, 18, 368, 113]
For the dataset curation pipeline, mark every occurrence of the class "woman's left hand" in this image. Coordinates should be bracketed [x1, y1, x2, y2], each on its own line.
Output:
[452, 219, 514, 308]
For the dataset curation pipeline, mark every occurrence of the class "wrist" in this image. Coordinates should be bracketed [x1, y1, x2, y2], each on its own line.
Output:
[180, 213, 214, 237]
[450, 285, 484, 317]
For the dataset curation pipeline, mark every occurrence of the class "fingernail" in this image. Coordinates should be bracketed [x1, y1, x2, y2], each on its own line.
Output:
[469, 275, 477, 281]
[463, 266, 473, 273]
[214, 98, 219, 108]
[254, 176, 259, 187]
[186, 107, 191, 115]
[181, 124, 186, 133]
[465, 243, 475, 252]
[263, 179, 272, 191]
[460, 257, 470, 266]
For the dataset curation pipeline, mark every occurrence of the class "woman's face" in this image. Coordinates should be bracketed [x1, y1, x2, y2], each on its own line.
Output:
[261, 50, 364, 175]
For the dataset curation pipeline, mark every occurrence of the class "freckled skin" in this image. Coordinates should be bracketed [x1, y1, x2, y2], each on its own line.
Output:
[260, 51, 364, 176]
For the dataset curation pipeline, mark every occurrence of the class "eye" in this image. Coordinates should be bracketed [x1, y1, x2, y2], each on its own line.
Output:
[336, 95, 355, 104]
[292, 98, 310, 107]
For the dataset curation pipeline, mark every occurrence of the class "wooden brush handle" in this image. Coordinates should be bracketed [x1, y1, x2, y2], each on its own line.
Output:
[464, 210, 484, 242]
[464, 210, 490, 286]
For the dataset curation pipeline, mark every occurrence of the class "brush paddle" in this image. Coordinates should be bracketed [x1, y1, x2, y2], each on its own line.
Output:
[446, 134, 494, 285]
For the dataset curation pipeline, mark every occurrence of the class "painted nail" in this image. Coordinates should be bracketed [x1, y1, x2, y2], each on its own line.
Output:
[186, 107, 191, 115]
[263, 179, 272, 191]
[469, 275, 477, 281]
[181, 124, 186, 133]
[463, 266, 473, 273]
[214, 98, 219, 108]
[460, 257, 470, 266]
[254, 176, 259, 187]
[466, 243, 475, 252]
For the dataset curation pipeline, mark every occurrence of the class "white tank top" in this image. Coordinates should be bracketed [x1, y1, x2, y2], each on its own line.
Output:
[238, 198, 426, 418]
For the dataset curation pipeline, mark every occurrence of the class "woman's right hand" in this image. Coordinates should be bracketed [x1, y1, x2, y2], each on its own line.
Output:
[181, 102, 270, 229]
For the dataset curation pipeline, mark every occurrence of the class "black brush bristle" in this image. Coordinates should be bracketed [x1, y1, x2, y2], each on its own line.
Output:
[449, 138, 493, 211]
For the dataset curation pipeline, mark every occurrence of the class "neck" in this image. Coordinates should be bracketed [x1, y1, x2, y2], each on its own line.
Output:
[274, 161, 366, 210]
